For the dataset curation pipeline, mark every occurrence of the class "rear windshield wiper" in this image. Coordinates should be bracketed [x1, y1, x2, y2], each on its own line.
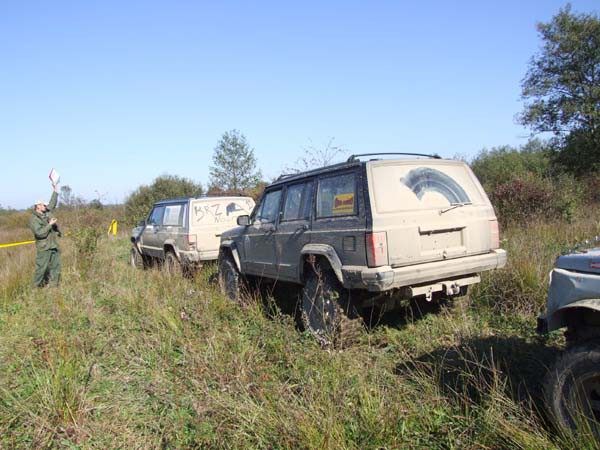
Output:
[440, 202, 472, 214]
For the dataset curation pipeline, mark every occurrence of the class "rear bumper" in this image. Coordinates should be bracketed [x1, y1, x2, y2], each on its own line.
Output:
[178, 249, 219, 264]
[342, 249, 507, 292]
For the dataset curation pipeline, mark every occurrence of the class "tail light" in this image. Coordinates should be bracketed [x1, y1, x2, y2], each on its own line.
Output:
[490, 220, 500, 249]
[186, 234, 197, 251]
[366, 232, 389, 267]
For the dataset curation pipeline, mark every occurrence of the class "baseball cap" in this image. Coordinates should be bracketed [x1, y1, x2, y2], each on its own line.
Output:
[34, 199, 48, 206]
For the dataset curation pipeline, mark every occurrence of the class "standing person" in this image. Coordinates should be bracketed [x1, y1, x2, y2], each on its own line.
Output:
[30, 182, 61, 287]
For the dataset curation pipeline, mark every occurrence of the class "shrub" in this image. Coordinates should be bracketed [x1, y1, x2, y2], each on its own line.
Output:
[470, 140, 552, 190]
[69, 209, 104, 278]
[124, 175, 202, 226]
[471, 140, 582, 224]
[490, 174, 580, 224]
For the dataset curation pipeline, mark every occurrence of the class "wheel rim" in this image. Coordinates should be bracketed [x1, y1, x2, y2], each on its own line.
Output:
[572, 373, 600, 423]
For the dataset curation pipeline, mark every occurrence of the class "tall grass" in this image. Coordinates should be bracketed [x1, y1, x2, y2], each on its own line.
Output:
[1, 208, 599, 448]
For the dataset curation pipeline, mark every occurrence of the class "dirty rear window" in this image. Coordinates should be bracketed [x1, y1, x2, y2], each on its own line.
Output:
[369, 162, 486, 214]
[317, 173, 357, 218]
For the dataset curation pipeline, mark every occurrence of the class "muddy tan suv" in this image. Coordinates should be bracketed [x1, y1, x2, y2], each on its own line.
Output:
[218, 154, 507, 345]
[131, 195, 255, 273]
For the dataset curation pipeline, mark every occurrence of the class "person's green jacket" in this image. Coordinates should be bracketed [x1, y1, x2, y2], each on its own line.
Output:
[29, 191, 60, 251]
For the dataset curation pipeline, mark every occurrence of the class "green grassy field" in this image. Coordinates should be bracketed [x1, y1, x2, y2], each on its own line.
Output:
[1, 210, 599, 449]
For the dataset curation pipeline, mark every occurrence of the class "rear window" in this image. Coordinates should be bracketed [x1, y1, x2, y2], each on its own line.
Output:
[369, 161, 486, 214]
[191, 198, 255, 225]
[317, 173, 357, 218]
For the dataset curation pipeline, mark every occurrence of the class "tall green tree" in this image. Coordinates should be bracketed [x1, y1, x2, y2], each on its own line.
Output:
[124, 175, 202, 225]
[209, 130, 262, 192]
[519, 5, 600, 174]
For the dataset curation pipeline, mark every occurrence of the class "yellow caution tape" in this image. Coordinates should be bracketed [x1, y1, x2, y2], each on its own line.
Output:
[108, 219, 118, 236]
[0, 240, 35, 249]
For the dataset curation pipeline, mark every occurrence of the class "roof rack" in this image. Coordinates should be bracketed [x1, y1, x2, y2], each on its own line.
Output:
[275, 173, 296, 181]
[347, 152, 441, 162]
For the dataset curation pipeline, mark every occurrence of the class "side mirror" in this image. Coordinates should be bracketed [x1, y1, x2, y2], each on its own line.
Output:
[237, 215, 250, 226]
[139, 220, 146, 227]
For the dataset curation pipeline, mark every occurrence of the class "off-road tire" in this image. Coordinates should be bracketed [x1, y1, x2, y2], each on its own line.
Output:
[164, 251, 181, 275]
[301, 263, 363, 348]
[544, 339, 600, 436]
[130, 247, 145, 270]
[219, 253, 244, 302]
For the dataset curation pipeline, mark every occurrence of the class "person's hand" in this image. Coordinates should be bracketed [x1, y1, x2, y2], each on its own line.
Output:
[49, 218, 58, 225]
[52, 183, 58, 193]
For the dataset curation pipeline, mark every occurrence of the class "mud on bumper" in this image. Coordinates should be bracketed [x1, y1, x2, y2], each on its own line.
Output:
[342, 249, 507, 294]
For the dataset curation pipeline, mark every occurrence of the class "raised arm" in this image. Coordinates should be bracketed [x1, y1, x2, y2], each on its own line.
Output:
[48, 184, 59, 210]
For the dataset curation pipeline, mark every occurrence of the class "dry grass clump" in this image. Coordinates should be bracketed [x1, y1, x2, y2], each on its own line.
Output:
[474, 214, 600, 316]
[0, 208, 599, 448]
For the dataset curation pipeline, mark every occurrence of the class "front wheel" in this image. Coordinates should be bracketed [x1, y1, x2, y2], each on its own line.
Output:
[301, 263, 363, 348]
[545, 339, 600, 436]
[130, 247, 146, 270]
[218, 253, 245, 302]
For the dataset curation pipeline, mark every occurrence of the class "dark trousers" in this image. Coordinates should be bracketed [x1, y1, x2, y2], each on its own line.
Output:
[33, 248, 61, 287]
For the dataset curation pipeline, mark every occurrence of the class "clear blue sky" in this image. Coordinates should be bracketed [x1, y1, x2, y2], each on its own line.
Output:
[1, 0, 598, 209]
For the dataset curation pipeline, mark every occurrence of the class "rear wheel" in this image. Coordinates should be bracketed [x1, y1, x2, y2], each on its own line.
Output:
[545, 339, 600, 437]
[164, 251, 181, 275]
[301, 262, 363, 348]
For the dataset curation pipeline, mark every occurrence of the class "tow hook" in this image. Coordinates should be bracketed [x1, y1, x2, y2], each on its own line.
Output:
[425, 287, 433, 302]
[443, 282, 461, 296]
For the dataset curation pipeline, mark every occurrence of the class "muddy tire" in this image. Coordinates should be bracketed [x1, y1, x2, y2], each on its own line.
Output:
[219, 253, 244, 302]
[130, 247, 145, 270]
[164, 251, 181, 275]
[301, 263, 363, 348]
[544, 340, 600, 436]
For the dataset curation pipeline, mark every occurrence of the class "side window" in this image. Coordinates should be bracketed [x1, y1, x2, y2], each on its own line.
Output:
[163, 204, 185, 226]
[282, 181, 314, 221]
[256, 189, 282, 223]
[147, 206, 165, 225]
[316, 173, 357, 218]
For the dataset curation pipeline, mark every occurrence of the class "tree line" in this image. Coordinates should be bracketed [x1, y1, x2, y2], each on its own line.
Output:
[472, 5, 600, 224]
[124, 4, 599, 226]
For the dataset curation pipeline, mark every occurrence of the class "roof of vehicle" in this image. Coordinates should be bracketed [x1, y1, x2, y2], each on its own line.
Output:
[269, 160, 363, 187]
[153, 195, 252, 206]
[267, 154, 448, 188]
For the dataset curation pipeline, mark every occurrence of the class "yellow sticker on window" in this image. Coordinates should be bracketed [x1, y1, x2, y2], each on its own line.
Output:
[332, 193, 355, 215]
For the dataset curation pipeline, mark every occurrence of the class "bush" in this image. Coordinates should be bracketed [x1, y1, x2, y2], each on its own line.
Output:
[124, 175, 202, 226]
[470, 140, 552, 191]
[206, 180, 267, 201]
[471, 140, 582, 224]
[490, 174, 580, 224]
[68, 209, 105, 278]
